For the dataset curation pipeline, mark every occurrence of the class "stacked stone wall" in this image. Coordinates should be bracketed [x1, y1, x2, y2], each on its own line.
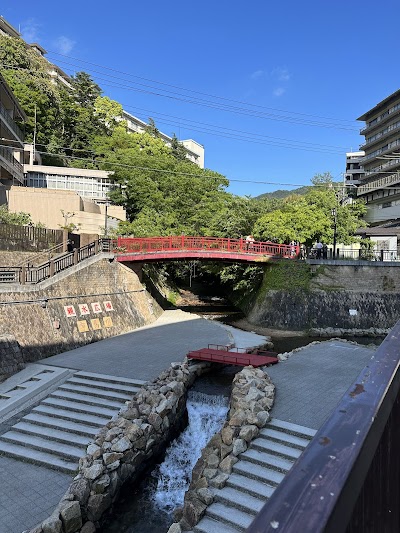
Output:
[0, 259, 162, 363]
[28, 359, 212, 533]
[0, 335, 24, 382]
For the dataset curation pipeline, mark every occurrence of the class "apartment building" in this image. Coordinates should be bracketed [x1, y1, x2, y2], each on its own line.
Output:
[357, 89, 400, 224]
[344, 151, 364, 187]
[122, 110, 205, 167]
[0, 72, 25, 203]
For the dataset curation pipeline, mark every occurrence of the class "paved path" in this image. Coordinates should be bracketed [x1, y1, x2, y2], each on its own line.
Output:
[0, 311, 377, 533]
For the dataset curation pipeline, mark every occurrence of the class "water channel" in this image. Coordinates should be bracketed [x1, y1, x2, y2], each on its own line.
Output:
[101, 282, 384, 532]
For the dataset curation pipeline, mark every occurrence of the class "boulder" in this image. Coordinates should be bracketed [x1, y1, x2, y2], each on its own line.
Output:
[60, 501, 82, 533]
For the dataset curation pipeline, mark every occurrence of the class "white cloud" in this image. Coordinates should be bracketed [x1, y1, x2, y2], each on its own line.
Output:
[272, 67, 291, 82]
[250, 69, 264, 81]
[21, 18, 40, 43]
[273, 87, 286, 97]
[54, 36, 76, 55]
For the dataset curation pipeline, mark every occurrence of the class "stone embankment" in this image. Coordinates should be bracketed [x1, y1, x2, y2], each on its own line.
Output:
[27, 358, 212, 533]
[168, 366, 275, 532]
[0, 335, 24, 382]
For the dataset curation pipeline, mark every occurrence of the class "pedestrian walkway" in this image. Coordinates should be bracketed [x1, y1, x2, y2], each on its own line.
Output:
[0, 311, 377, 533]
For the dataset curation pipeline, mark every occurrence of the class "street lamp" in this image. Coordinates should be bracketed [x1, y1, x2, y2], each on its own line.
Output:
[331, 208, 337, 258]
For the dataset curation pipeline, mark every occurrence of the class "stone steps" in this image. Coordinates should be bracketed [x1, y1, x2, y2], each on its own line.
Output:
[194, 418, 316, 532]
[0, 371, 146, 473]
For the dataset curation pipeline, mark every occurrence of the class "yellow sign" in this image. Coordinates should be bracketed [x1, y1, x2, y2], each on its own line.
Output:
[77, 320, 89, 333]
[91, 318, 102, 330]
[103, 316, 113, 328]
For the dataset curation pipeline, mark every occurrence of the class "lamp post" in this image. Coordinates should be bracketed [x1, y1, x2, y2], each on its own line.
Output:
[331, 208, 337, 258]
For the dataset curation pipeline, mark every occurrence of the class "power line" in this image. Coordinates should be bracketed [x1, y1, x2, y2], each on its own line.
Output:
[45, 50, 358, 127]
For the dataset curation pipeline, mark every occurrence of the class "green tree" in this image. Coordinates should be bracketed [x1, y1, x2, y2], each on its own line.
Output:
[71, 71, 101, 107]
[0, 205, 32, 225]
[170, 134, 188, 161]
[144, 118, 160, 137]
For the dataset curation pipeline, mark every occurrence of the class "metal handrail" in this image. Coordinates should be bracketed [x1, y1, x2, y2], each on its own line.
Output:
[247, 321, 400, 532]
[0, 239, 110, 284]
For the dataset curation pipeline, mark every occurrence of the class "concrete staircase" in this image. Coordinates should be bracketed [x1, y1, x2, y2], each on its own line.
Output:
[194, 418, 317, 533]
[0, 370, 145, 474]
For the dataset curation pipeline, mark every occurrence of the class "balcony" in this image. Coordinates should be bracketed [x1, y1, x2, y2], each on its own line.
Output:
[357, 171, 400, 196]
[360, 103, 400, 136]
[361, 138, 400, 164]
[0, 145, 24, 183]
[361, 120, 400, 150]
[0, 102, 24, 142]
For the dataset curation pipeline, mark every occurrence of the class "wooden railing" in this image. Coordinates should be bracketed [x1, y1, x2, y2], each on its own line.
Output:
[0, 239, 110, 284]
[247, 321, 400, 532]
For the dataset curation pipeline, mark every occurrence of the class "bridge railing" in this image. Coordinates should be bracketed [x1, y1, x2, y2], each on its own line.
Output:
[0, 239, 110, 284]
[247, 320, 400, 533]
[116, 236, 298, 258]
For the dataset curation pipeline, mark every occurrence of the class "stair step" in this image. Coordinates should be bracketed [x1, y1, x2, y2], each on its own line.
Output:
[33, 405, 110, 427]
[240, 448, 295, 472]
[42, 397, 118, 418]
[58, 383, 132, 402]
[206, 502, 253, 531]
[233, 460, 285, 486]
[268, 418, 317, 439]
[227, 473, 276, 500]
[252, 437, 303, 460]
[76, 371, 146, 388]
[51, 389, 125, 409]
[66, 376, 140, 395]
[194, 516, 241, 533]
[259, 428, 311, 449]
[24, 412, 99, 437]
[0, 431, 83, 461]
[214, 486, 265, 515]
[0, 440, 77, 474]
[12, 421, 91, 446]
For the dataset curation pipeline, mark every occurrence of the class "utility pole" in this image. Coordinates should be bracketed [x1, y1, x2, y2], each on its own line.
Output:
[331, 208, 337, 259]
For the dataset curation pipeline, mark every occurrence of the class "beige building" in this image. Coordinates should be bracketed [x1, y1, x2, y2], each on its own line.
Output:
[9, 187, 125, 235]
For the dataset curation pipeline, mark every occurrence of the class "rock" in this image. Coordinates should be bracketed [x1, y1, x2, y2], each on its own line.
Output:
[106, 460, 120, 471]
[232, 438, 247, 456]
[206, 453, 219, 469]
[245, 386, 264, 402]
[220, 443, 233, 460]
[219, 455, 238, 474]
[83, 463, 104, 481]
[203, 468, 217, 479]
[92, 474, 110, 494]
[105, 427, 122, 441]
[197, 488, 214, 505]
[68, 478, 90, 505]
[239, 424, 259, 442]
[256, 410, 270, 427]
[42, 514, 62, 533]
[126, 423, 143, 442]
[122, 407, 139, 420]
[167, 523, 182, 533]
[221, 426, 234, 445]
[138, 402, 151, 416]
[87, 492, 112, 522]
[229, 410, 246, 427]
[111, 436, 131, 453]
[148, 412, 163, 431]
[80, 522, 96, 533]
[209, 473, 229, 489]
[60, 501, 82, 533]
[103, 452, 123, 465]
[86, 443, 101, 457]
[156, 398, 171, 417]
[183, 496, 207, 528]
[192, 476, 208, 490]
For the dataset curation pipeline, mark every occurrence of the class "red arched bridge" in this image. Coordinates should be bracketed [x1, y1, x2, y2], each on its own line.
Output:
[114, 236, 299, 263]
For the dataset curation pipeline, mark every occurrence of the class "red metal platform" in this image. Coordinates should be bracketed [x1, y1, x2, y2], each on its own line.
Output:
[187, 345, 279, 367]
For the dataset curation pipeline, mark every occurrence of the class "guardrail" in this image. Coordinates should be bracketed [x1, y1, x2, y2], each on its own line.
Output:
[0, 239, 110, 284]
[308, 248, 399, 261]
[247, 321, 400, 532]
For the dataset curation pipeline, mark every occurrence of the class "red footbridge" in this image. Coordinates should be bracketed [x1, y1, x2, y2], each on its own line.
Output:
[114, 236, 299, 263]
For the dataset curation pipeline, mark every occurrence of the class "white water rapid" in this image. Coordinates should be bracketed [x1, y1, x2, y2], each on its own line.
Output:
[151, 390, 229, 512]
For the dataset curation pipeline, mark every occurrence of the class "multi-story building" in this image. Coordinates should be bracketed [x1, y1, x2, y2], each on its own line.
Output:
[0, 72, 25, 203]
[344, 151, 364, 187]
[357, 90, 400, 224]
[122, 111, 205, 167]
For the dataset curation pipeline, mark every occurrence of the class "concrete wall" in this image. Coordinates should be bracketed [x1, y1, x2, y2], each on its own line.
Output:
[0, 258, 162, 362]
[248, 263, 400, 331]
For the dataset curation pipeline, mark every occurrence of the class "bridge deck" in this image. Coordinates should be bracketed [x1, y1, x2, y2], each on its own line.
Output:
[187, 347, 279, 367]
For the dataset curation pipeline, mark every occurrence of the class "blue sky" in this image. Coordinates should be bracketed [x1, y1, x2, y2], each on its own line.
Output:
[3, 0, 399, 197]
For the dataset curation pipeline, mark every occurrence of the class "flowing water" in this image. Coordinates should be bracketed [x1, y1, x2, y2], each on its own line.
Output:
[102, 389, 229, 533]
